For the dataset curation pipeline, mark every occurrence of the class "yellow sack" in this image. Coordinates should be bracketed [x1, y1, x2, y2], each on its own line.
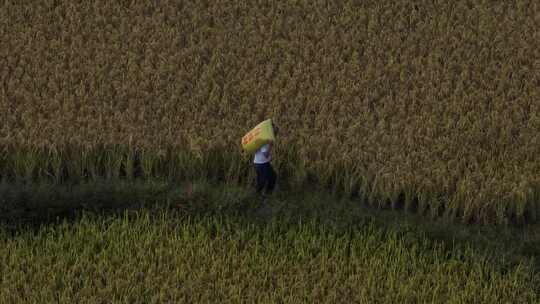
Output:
[241, 119, 275, 154]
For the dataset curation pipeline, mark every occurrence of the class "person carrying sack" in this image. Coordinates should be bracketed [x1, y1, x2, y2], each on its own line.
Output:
[241, 119, 279, 205]
[253, 125, 278, 204]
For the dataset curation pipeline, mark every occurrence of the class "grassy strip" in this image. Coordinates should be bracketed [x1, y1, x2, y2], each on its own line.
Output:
[1, 211, 537, 303]
[2, 146, 538, 226]
[0, 181, 539, 303]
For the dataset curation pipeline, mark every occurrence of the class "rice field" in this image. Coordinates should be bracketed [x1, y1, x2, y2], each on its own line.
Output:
[1, 181, 538, 303]
[2, 0, 540, 224]
[2, 2, 540, 301]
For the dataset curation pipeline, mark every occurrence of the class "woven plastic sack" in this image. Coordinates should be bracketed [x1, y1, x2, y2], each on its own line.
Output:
[241, 119, 275, 154]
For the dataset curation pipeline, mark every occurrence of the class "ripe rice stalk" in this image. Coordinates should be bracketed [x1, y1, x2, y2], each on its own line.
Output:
[176, 150, 200, 181]
[293, 149, 311, 190]
[402, 184, 417, 213]
[427, 195, 445, 220]
[462, 196, 477, 224]
[0, 148, 6, 182]
[367, 171, 384, 208]
[222, 149, 246, 185]
[11, 146, 40, 183]
[140, 148, 162, 180]
[103, 145, 125, 181]
[415, 188, 430, 216]
[205, 146, 229, 183]
[31, 148, 49, 182]
[386, 176, 402, 210]
[493, 197, 510, 226]
[514, 180, 532, 223]
[527, 186, 539, 222]
[64, 145, 86, 183]
[291, 159, 308, 191]
[46, 147, 65, 184]
[441, 194, 459, 222]
[166, 149, 186, 182]
[353, 171, 369, 204]
[162, 147, 180, 182]
[343, 165, 363, 199]
[85, 146, 105, 181]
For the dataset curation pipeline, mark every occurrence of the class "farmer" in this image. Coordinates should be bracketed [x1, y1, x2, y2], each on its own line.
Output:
[253, 125, 278, 203]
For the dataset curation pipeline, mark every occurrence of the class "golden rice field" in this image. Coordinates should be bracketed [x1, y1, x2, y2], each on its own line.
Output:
[1, 0, 540, 224]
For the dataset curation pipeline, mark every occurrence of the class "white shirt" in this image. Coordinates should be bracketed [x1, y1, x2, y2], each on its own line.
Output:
[254, 144, 271, 164]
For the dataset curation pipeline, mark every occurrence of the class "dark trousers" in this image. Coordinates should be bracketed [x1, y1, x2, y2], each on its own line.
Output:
[254, 162, 276, 195]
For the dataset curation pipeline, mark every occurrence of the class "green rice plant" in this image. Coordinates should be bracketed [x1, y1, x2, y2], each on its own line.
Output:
[223, 151, 247, 185]
[175, 149, 201, 181]
[102, 145, 125, 181]
[123, 148, 137, 181]
[10, 147, 40, 183]
[0, 205, 537, 303]
[415, 188, 429, 216]
[342, 163, 363, 199]
[84, 146, 105, 182]
[0, 149, 6, 183]
[202, 146, 227, 183]
[63, 146, 86, 183]
[163, 148, 184, 182]
[273, 144, 307, 191]
[367, 172, 387, 209]
[140, 148, 169, 179]
[402, 185, 417, 213]
[525, 179, 540, 223]
[46, 147, 65, 184]
[140, 148, 161, 180]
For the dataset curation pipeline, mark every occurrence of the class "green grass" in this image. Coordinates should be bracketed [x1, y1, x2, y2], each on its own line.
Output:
[0, 180, 539, 303]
